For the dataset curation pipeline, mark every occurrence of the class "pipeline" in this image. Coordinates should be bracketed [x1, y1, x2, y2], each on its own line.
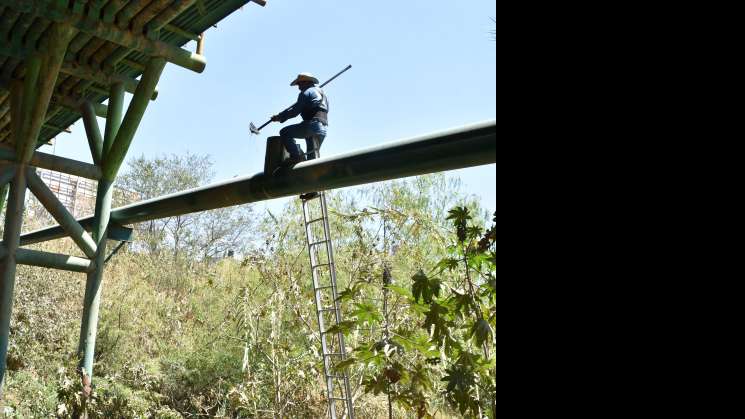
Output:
[20, 120, 496, 246]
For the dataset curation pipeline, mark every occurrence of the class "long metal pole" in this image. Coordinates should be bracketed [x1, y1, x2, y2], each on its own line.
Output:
[21, 121, 496, 246]
[104, 57, 166, 180]
[0, 185, 8, 218]
[0, 145, 103, 180]
[0, 167, 27, 395]
[0, 25, 73, 395]
[78, 57, 166, 379]
[12, 247, 93, 273]
[78, 179, 113, 376]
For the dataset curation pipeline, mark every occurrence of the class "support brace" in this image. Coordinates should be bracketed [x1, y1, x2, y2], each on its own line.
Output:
[81, 102, 104, 166]
[26, 168, 98, 259]
[0, 144, 102, 180]
[0, 245, 93, 273]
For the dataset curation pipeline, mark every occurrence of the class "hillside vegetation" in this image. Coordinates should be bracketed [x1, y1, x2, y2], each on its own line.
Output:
[1, 155, 495, 418]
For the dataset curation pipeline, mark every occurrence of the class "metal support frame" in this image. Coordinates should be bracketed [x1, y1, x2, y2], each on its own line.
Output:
[0, 245, 93, 273]
[0, 18, 167, 394]
[81, 102, 104, 166]
[26, 168, 98, 259]
[0, 166, 27, 392]
[0, 144, 102, 180]
[78, 57, 165, 378]
[0, 24, 74, 395]
[104, 241, 127, 265]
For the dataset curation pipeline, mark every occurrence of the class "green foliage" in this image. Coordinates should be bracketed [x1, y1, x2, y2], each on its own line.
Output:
[2, 173, 494, 419]
[335, 194, 496, 418]
[117, 153, 256, 260]
[412, 270, 441, 304]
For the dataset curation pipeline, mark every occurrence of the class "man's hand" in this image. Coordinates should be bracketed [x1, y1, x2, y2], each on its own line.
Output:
[271, 114, 282, 122]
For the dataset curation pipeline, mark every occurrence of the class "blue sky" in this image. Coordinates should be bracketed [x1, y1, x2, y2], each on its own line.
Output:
[45, 0, 496, 213]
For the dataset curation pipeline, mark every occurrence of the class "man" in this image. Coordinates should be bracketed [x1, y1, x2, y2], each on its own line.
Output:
[271, 72, 329, 165]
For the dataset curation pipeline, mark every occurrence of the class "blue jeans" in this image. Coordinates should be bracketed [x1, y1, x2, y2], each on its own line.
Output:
[279, 120, 327, 160]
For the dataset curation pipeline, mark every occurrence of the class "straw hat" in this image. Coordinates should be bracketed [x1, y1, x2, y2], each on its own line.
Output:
[290, 73, 320, 86]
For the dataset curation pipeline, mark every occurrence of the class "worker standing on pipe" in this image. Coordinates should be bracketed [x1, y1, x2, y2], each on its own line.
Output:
[271, 73, 329, 165]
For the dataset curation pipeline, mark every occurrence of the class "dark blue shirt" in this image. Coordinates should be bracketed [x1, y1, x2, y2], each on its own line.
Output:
[278, 86, 329, 122]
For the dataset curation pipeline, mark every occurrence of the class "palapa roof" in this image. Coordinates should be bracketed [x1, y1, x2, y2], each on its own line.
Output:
[0, 0, 263, 146]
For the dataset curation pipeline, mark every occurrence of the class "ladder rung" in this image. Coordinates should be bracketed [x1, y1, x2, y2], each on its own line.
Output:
[324, 353, 347, 357]
[306, 217, 326, 225]
[312, 262, 333, 269]
[319, 307, 337, 312]
[302, 193, 323, 201]
[325, 374, 349, 379]
[309, 239, 329, 247]
[315, 285, 335, 291]
[329, 397, 349, 401]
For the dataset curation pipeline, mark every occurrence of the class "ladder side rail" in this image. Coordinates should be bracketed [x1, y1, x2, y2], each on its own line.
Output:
[320, 194, 351, 357]
[319, 193, 356, 419]
[303, 200, 338, 417]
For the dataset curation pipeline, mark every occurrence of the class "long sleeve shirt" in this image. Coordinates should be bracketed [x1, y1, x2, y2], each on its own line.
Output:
[277, 86, 329, 123]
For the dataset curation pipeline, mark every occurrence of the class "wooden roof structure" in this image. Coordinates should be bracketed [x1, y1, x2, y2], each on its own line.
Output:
[0, 0, 265, 147]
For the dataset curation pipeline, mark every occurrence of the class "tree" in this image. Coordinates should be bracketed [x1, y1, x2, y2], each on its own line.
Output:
[116, 153, 255, 260]
[334, 197, 495, 417]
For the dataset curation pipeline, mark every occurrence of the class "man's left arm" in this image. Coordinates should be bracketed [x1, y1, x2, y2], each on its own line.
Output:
[273, 91, 311, 122]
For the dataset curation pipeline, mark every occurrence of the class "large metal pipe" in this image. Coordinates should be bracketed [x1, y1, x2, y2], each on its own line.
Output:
[104, 57, 166, 180]
[20, 121, 496, 245]
[0, 166, 28, 395]
[81, 102, 103, 166]
[0, 246, 93, 273]
[78, 178, 114, 376]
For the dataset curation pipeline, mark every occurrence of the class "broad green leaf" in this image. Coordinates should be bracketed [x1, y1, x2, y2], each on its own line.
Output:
[442, 362, 477, 415]
[466, 225, 483, 241]
[446, 207, 472, 223]
[450, 290, 478, 318]
[412, 270, 429, 303]
[410, 364, 434, 392]
[352, 302, 383, 324]
[325, 320, 357, 336]
[424, 302, 452, 343]
[435, 258, 460, 273]
[447, 207, 471, 242]
[470, 318, 493, 347]
[332, 357, 357, 372]
[467, 252, 491, 270]
[387, 284, 412, 298]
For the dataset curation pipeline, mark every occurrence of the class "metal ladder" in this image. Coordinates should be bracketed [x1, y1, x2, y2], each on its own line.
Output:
[302, 191, 355, 419]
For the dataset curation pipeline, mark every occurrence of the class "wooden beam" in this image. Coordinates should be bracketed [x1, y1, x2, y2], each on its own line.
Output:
[0, 41, 157, 100]
[53, 95, 108, 119]
[0, 0, 207, 73]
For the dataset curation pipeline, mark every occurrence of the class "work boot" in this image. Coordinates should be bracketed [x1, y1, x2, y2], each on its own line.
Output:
[273, 155, 305, 176]
[283, 154, 305, 167]
[300, 191, 319, 200]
